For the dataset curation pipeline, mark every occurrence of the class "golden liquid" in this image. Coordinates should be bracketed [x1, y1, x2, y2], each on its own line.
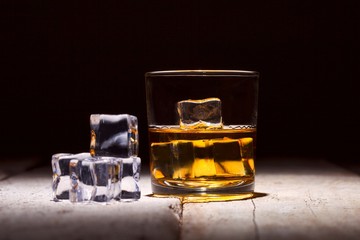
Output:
[149, 126, 256, 192]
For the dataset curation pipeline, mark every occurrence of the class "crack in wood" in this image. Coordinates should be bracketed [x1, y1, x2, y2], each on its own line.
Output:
[251, 199, 260, 240]
[168, 200, 184, 240]
[304, 191, 317, 218]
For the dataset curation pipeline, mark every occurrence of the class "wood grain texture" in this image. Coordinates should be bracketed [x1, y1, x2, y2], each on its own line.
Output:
[0, 166, 181, 240]
[0, 158, 359, 240]
[181, 159, 360, 240]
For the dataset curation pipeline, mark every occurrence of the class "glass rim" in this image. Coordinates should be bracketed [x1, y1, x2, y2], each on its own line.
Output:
[145, 70, 259, 77]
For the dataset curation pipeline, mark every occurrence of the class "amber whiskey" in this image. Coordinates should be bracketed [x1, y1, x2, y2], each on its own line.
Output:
[149, 125, 256, 194]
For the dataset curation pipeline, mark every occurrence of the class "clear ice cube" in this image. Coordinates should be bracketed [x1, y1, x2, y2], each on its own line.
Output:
[92, 157, 121, 202]
[211, 138, 246, 175]
[151, 142, 175, 179]
[51, 152, 91, 201]
[69, 158, 94, 203]
[192, 140, 216, 177]
[69, 157, 122, 203]
[177, 98, 223, 129]
[172, 141, 195, 179]
[119, 157, 141, 201]
[212, 139, 241, 161]
[239, 137, 254, 159]
[90, 114, 138, 157]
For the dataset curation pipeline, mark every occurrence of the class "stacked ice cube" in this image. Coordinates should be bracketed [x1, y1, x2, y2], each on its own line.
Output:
[51, 114, 141, 203]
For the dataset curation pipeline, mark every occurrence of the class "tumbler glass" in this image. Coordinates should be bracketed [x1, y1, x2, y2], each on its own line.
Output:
[145, 70, 259, 195]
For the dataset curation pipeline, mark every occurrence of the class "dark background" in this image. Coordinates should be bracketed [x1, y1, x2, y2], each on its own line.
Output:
[1, 1, 358, 165]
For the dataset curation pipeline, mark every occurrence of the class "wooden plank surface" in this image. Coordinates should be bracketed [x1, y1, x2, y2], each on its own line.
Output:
[0, 158, 359, 240]
[254, 159, 360, 240]
[181, 159, 360, 240]
[0, 165, 181, 240]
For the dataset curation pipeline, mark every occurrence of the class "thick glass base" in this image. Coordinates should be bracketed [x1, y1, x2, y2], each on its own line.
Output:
[151, 178, 255, 195]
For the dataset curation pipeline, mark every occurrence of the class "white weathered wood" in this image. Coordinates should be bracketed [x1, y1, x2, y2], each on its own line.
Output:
[0, 165, 181, 240]
[181, 158, 360, 240]
[253, 158, 360, 240]
[1, 158, 359, 240]
[181, 200, 256, 240]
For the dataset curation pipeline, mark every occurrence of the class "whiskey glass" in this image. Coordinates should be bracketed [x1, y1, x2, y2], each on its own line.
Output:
[145, 70, 259, 195]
